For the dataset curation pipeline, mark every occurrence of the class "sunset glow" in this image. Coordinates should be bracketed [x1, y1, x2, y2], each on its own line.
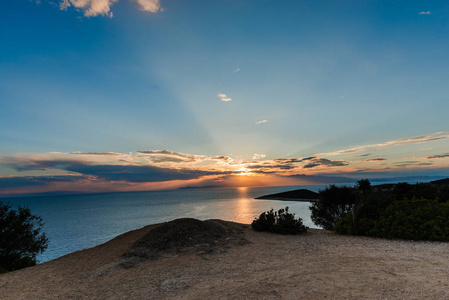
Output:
[1, 1, 449, 196]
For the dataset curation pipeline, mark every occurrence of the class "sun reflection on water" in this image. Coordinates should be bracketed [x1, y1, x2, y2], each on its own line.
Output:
[235, 186, 255, 224]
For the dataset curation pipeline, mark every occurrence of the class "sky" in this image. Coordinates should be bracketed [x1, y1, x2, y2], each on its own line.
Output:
[1, 0, 449, 196]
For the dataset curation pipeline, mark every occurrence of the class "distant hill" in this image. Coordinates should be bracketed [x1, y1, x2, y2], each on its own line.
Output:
[256, 189, 319, 202]
[256, 178, 449, 202]
[430, 178, 449, 185]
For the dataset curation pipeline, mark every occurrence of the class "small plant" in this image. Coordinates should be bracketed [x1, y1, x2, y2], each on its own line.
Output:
[251, 207, 308, 234]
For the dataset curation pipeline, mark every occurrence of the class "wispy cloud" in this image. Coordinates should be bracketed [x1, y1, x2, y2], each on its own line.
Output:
[1, 158, 223, 183]
[234, 68, 240, 73]
[211, 156, 233, 163]
[394, 161, 433, 167]
[137, 150, 204, 163]
[59, 0, 161, 17]
[70, 152, 123, 156]
[419, 11, 431, 15]
[253, 154, 266, 160]
[2, 145, 448, 196]
[255, 120, 267, 125]
[426, 153, 449, 159]
[303, 158, 348, 169]
[321, 132, 449, 156]
[132, 0, 161, 13]
[218, 93, 232, 102]
[365, 158, 386, 162]
[0, 175, 85, 189]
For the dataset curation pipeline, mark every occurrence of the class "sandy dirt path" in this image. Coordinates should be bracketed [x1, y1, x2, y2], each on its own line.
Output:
[1, 221, 449, 299]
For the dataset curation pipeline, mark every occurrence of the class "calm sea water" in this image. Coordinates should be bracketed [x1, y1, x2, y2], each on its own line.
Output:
[5, 185, 328, 263]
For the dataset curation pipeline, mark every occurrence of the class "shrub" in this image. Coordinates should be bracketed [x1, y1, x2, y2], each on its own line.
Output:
[251, 207, 307, 234]
[0, 202, 48, 271]
[336, 197, 449, 241]
[335, 190, 393, 235]
[376, 198, 449, 241]
[393, 182, 439, 201]
[310, 185, 356, 230]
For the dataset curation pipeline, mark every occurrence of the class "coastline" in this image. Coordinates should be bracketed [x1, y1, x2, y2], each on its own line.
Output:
[1, 219, 449, 299]
[255, 196, 318, 202]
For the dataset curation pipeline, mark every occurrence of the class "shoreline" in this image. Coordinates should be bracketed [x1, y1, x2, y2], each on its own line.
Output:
[256, 196, 318, 202]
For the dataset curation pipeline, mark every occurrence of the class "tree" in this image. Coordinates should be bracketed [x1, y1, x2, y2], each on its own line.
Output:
[310, 185, 356, 230]
[0, 202, 48, 271]
[353, 179, 372, 228]
[356, 179, 372, 203]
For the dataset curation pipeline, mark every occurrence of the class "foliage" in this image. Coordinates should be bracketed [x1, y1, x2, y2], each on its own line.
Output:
[356, 179, 372, 195]
[356, 179, 372, 203]
[392, 182, 439, 201]
[335, 189, 392, 235]
[251, 207, 308, 234]
[310, 185, 356, 230]
[0, 202, 48, 271]
[336, 197, 449, 241]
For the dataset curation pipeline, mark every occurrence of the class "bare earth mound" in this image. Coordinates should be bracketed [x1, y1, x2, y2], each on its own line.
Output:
[1, 219, 449, 299]
[125, 218, 249, 260]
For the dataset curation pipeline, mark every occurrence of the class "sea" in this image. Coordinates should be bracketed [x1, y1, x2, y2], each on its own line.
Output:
[2, 180, 431, 263]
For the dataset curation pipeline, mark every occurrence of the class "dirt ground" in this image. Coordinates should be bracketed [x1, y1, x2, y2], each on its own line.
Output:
[1, 220, 449, 299]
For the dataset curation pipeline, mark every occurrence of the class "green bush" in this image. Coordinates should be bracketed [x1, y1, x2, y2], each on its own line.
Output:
[336, 197, 449, 241]
[252, 207, 308, 234]
[377, 198, 449, 241]
[0, 202, 48, 271]
[335, 190, 393, 235]
[393, 182, 439, 201]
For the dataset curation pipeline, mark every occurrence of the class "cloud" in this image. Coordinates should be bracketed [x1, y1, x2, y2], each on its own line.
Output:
[274, 157, 315, 163]
[253, 154, 266, 160]
[0, 176, 85, 189]
[242, 156, 348, 173]
[419, 11, 431, 15]
[3, 158, 221, 183]
[65, 164, 216, 182]
[247, 164, 295, 171]
[285, 174, 357, 184]
[426, 153, 449, 159]
[60, 0, 117, 17]
[394, 161, 433, 167]
[70, 152, 123, 156]
[211, 156, 233, 163]
[234, 68, 240, 73]
[255, 120, 268, 125]
[321, 131, 449, 156]
[59, 0, 161, 17]
[0, 177, 47, 189]
[131, 0, 161, 12]
[218, 93, 232, 102]
[137, 150, 201, 163]
[365, 158, 386, 162]
[303, 158, 348, 169]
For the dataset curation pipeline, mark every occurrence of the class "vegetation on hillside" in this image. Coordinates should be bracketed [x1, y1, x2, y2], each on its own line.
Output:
[311, 179, 449, 241]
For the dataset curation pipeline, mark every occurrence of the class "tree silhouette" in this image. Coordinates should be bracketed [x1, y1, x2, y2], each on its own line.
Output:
[0, 202, 48, 271]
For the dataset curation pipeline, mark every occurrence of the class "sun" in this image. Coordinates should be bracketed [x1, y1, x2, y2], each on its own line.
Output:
[235, 166, 254, 176]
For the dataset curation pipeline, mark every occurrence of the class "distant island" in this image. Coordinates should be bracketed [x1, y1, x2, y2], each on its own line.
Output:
[255, 189, 319, 202]
[256, 178, 449, 202]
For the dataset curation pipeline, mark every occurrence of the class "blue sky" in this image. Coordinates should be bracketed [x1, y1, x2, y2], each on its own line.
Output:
[1, 0, 449, 195]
